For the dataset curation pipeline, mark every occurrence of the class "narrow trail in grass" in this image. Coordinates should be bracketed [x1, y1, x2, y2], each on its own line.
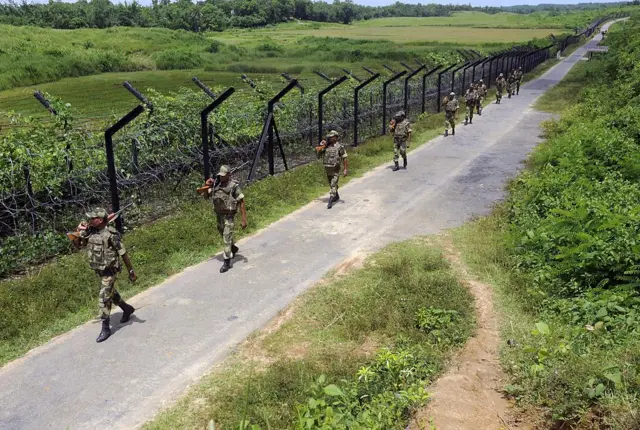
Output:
[0, 26, 619, 430]
[410, 237, 531, 430]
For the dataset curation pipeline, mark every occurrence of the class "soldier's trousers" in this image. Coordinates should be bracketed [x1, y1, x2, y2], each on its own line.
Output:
[217, 213, 236, 260]
[98, 272, 121, 320]
[476, 97, 484, 113]
[516, 81, 521, 94]
[465, 105, 474, 122]
[393, 139, 407, 163]
[496, 90, 503, 101]
[325, 167, 340, 198]
[445, 112, 456, 131]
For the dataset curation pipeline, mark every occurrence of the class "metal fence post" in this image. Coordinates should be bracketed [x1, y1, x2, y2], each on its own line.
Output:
[315, 72, 349, 144]
[192, 78, 235, 181]
[403, 63, 426, 115]
[382, 70, 407, 134]
[436, 63, 457, 112]
[422, 66, 441, 113]
[353, 72, 380, 146]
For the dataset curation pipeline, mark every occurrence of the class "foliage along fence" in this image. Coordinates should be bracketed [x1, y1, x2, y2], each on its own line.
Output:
[0, 18, 615, 277]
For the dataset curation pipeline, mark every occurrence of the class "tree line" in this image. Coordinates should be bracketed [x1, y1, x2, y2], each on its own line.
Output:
[0, 0, 530, 32]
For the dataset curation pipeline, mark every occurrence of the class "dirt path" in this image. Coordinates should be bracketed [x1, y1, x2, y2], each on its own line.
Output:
[410, 237, 531, 430]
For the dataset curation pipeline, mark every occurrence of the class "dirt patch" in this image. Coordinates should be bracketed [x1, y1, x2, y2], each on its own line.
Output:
[409, 237, 532, 430]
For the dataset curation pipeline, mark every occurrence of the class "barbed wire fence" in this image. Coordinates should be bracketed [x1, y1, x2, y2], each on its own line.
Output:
[0, 15, 622, 276]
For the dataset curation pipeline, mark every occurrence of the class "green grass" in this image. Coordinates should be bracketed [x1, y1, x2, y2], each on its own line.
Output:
[0, 108, 448, 366]
[535, 61, 589, 114]
[350, 10, 616, 29]
[271, 26, 558, 44]
[144, 238, 474, 429]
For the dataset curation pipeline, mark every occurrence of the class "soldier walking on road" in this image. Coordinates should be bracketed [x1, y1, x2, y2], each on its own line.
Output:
[72, 208, 137, 343]
[507, 71, 515, 99]
[514, 67, 523, 95]
[316, 130, 348, 209]
[464, 84, 477, 125]
[389, 110, 412, 171]
[496, 73, 506, 104]
[443, 92, 459, 137]
[476, 79, 487, 115]
[205, 166, 248, 273]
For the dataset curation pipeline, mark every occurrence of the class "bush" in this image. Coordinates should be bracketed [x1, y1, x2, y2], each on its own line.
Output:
[151, 49, 203, 70]
[501, 15, 640, 426]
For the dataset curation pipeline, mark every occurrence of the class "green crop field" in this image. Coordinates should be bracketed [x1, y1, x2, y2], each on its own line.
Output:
[0, 9, 623, 122]
[273, 26, 558, 43]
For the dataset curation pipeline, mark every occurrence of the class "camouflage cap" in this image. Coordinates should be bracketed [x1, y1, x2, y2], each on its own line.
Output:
[395, 110, 406, 118]
[450, 92, 456, 97]
[86, 207, 108, 219]
[218, 165, 231, 176]
[499, 73, 504, 77]
[326, 130, 340, 138]
[479, 79, 484, 83]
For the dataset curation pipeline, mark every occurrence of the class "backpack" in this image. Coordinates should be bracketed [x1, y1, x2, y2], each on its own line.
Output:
[87, 227, 120, 271]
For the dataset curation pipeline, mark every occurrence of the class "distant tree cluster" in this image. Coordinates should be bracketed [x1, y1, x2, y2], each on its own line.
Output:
[0, 0, 493, 31]
[0, 0, 631, 31]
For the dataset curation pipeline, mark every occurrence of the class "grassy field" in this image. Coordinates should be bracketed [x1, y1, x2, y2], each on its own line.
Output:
[145, 239, 474, 429]
[272, 26, 558, 44]
[1, 9, 607, 118]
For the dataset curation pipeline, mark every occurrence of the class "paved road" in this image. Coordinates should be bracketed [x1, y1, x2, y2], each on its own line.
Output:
[0, 24, 618, 430]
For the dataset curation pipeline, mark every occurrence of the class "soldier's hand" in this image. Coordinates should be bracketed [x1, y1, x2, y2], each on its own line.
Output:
[128, 269, 137, 282]
[77, 221, 88, 231]
[343, 169, 348, 177]
[241, 219, 248, 230]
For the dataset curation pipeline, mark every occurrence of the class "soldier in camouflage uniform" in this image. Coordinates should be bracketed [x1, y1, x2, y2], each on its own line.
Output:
[495, 73, 506, 104]
[389, 110, 412, 171]
[507, 71, 515, 99]
[464, 84, 477, 125]
[514, 67, 523, 95]
[208, 165, 248, 273]
[476, 79, 487, 115]
[74, 208, 137, 343]
[315, 130, 348, 209]
[443, 91, 459, 137]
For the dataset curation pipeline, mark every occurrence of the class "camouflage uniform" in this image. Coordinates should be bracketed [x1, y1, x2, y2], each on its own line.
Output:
[392, 112, 411, 169]
[81, 223, 127, 320]
[495, 75, 506, 103]
[444, 93, 459, 136]
[212, 177, 244, 261]
[514, 68, 523, 95]
[318, 134, 347, 200]
[506, 73, 515, 98]
[464, 87, 477, 125]
[476, 81, 487, 114]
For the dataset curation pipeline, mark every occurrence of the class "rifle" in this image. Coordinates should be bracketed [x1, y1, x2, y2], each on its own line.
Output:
[196, 162, 250, 197]
[66, 203, 134, 242]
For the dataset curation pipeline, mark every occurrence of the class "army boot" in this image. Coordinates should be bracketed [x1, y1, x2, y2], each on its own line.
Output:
[469, 118, 473, 124]
[327, 197, 334, 209]
[452, 127, 455, 136]
[231, 244, 239, 257]
[220, 259, 231, 273]
[444, 129, 448, 137]
[119, 301, 135, 323]
[403, 157, 407, 169]
[334, 192, 340, 202]
[392, 161, 400, 171]
[464, 117, 468, 126]
[96, 318, 111, 343]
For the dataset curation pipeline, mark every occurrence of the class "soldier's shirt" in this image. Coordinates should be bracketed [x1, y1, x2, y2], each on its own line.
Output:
[229, 181, 245, 202]
[394, 119, 412, 139]
[324, 142, 348, 167]
[79, 226, 126, 256]
[445, 99, 459, 112]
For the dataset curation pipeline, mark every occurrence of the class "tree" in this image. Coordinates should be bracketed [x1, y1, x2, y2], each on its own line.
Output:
[201, 3, 228, 31]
